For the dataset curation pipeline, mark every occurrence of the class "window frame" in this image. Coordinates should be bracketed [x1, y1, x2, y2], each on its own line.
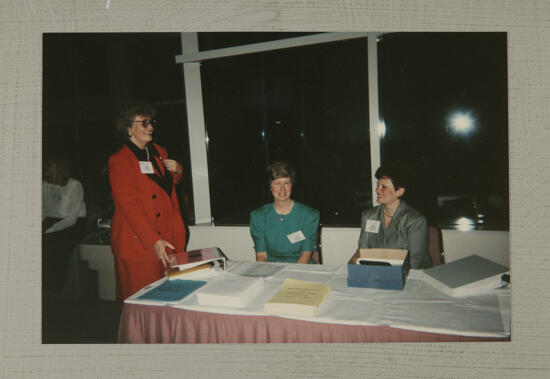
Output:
[177, 32, 382, 225]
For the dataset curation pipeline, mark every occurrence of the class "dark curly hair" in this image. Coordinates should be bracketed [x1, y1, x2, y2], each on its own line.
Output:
[114, 102, 157, 142]
[375, 162, 410, 192]
[266, 161, 296, 186]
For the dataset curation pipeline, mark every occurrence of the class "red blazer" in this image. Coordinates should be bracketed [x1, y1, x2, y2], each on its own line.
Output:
[109, 143, 187, 261]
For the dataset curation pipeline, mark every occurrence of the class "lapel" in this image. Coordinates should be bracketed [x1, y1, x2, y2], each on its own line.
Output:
[124, 143, 173, 197]
[378, 200, 407, 245]
[383, 200, 407, 236]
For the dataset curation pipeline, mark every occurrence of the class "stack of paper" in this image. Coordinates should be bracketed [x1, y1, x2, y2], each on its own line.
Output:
[264, 278, 332, 316]
[233, 262, 284, 278]
[167, 262, 219, 281]
[168, 247, 226, 272]
[195, 273, 265, 308]
[422, 254, 509, 297]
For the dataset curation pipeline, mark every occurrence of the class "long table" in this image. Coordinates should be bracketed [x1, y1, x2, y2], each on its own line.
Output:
[118, 261, 510, 343]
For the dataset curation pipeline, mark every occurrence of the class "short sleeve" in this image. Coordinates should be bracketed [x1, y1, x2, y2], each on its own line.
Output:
[249, 210, 266, 252]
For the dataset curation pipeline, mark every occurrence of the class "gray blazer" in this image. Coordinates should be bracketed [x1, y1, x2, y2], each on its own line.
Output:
[357, 200, 432, 269]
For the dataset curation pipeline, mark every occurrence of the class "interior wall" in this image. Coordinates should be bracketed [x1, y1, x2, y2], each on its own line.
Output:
[79, 226, 510, 301]
[441, 230, 510, 267]
[186, 225, 256, 261]
[187, 226, 511, 267]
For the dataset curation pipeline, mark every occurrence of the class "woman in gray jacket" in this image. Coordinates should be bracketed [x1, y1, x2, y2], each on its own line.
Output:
[357, 163, 432, 269]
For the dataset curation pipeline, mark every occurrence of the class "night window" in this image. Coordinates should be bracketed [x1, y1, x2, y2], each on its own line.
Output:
[201, 37, 371, 226]
[378, 32, 508, 231]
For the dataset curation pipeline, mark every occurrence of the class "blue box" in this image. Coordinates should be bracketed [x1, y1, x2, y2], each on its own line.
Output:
[347, 249, 410, 290]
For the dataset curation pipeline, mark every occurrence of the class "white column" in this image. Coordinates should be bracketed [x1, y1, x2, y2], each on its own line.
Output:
[180, 33, 212, 225]
[367, 33, 382, 206]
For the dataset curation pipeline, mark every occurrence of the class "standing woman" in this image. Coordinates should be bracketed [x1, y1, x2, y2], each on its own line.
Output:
[109, 102, 187, 308]
[250, 162, 319, 264]
[357, 163, 432, 269]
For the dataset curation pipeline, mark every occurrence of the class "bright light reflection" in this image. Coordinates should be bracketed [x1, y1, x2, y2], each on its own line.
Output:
[377, 120, 386, 138]
[449, 111, 474, 134]
[456, 217, 475, 231]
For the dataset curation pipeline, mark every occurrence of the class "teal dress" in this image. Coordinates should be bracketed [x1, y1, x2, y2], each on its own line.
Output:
[250, 202, 320, 263]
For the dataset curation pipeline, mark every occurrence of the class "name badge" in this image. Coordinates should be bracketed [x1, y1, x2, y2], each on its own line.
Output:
[287, 230, 306, 244]
[139, 161, 154, 174]
[365, 219, 380, 233]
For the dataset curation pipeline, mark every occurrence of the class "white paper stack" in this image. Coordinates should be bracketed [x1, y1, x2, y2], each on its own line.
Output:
[422, 254, 509, 297]
[233, 262, 284, 278]
[195, 273, 265, 308]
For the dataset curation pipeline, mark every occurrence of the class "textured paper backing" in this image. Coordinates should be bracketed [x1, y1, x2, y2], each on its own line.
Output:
[1, 0, 549, 378]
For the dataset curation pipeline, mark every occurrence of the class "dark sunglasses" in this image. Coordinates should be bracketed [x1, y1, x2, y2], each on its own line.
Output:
[131, 119, 157, 128]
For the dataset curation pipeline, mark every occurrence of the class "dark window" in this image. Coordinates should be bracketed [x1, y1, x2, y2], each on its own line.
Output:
[43, 34, 77, 101]
[75, 38, 111, 96]
[43, 33, 194, 236]
[153, 101, 194, 224]
[378, 32, 508, 231]
[127, 35, 186, 102]
[201, 37, 371, 226]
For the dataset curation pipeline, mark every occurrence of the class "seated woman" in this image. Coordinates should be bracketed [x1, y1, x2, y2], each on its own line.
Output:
[42, 156, 87, 292]
[357, 163, 432, 269]
[250, 162, 319, 264]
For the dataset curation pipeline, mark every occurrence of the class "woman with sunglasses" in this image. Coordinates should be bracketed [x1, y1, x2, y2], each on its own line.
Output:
[108, 102, 187, 308]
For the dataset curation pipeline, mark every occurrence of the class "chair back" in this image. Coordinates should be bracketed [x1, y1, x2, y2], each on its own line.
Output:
[428, 225, 444, 266]
[312, 224, 322, 264]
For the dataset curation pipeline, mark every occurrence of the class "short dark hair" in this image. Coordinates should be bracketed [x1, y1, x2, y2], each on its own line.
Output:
[43, 155, 72, 185]
[266, 161, 296, 185]
[375, 162, 410, 191]
[114, 102, 157, 142]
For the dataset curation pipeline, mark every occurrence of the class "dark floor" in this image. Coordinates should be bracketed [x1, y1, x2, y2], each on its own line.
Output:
[42, 253, 121, 344]
[42, 292, 121, 343]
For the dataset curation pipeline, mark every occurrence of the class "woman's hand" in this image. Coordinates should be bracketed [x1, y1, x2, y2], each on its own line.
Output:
[153, 239, 175, 266]
[297, 251, 312, 264]
[255, 252, 268, 262]
[163, 159, 182, 174]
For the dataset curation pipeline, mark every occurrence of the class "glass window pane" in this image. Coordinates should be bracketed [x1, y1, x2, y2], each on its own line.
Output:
[127, 34, 186, 102]
[153, 102, 194, 225]
[202, 37, 371, 226]
[378, 32, 508, 231]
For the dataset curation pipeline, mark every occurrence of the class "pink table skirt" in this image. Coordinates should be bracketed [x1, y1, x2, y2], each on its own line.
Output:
[117, 303, 510, 343]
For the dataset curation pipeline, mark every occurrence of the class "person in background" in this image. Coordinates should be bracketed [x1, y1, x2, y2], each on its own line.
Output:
[108, 102, 187, 308]
[356, 163, 432, 269]
[250, 162, 319, 264]
[42, 156, 87, 292]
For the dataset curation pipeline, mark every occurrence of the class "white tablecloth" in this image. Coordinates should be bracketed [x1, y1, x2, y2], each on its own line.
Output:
[126, 260, 510, 338]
